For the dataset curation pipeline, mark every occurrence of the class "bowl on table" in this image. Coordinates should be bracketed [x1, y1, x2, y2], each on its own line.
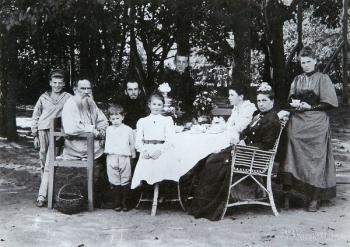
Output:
[175, 125, 185, 133]
[189, 124, 206, 134]
[184, 122, 193, 130]
[207, 124, 224, 134]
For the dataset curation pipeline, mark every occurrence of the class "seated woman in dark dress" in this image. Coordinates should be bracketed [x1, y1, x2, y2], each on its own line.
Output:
[179, 83, 281, 221]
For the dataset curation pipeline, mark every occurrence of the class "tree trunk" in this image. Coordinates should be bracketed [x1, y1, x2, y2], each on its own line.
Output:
[0, 25, 6, 137]
[269, 21, 288, 105]
[4, 28, 18, 141]
[116, 4, 129, 74]
[79, 21, 90, 80]
[128, 1, 147, 93]
[262, 43, 272, 82]
[262, 0, 293, 106]
[69, 33, 76, 88]
[176, 0, 191, 55]
[342, 0, 349, 105]
[231, 1, 251, 87]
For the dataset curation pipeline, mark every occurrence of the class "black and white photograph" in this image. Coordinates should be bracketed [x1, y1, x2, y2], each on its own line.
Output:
[0, 0, 349, 246]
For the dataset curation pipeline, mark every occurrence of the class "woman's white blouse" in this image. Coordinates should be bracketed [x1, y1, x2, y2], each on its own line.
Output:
[135, 114, 175, 153]
[226, 100, 256, 140]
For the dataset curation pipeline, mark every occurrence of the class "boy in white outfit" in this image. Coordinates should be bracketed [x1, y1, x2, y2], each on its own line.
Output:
[105, 104, 136, 211]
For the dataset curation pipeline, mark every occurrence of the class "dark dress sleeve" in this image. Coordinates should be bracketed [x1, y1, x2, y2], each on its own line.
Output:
[319, 73, 338, 108]
[255, 115, 281, 150]
[244, 112, 281, 150]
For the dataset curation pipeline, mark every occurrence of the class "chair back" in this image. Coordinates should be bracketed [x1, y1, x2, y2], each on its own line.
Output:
[232, 118, 287, 175]
[47, 117, 96, 211]
[272, 118, 287, 151]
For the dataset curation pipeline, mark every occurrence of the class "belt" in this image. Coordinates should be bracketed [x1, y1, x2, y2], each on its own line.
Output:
[143, 140, 165, 144]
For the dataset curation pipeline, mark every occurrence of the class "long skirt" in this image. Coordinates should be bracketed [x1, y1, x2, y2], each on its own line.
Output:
[179, 147, 262, 221]
[278, 111, 336, 200]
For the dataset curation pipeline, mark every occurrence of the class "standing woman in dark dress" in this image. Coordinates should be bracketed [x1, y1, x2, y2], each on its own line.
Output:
[279, 46, 338, 212]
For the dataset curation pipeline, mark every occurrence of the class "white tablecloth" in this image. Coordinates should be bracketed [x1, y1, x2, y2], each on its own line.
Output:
[131, 130, 232, 188]
[171, 130, 232, 178]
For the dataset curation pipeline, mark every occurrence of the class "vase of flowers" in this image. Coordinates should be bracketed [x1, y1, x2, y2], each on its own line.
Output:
[193, 90, 217, 122]
[158, 82, 172, 113]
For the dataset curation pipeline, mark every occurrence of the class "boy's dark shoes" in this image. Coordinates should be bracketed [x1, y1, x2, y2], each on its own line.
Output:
[100, 201, 115, 209]
[121, 185, 130, 212]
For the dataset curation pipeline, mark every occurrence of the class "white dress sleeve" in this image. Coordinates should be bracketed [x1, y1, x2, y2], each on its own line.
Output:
[233, 102, 256, 134]
[135, 118, 145, 153]
[129, 127, 136, 158]
[225, 101, 256, 143]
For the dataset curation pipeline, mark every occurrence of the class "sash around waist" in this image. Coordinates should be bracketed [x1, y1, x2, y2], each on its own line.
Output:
[143, 140, 165, 144]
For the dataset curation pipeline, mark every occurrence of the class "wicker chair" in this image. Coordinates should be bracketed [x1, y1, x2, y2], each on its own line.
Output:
[220, 119, 287, 219]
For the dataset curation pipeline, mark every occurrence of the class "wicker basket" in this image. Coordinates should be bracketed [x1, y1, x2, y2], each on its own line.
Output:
[55, 184, 85, 214]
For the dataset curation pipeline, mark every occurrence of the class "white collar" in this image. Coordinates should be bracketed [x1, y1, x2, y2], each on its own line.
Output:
[149, 113, 163, 119]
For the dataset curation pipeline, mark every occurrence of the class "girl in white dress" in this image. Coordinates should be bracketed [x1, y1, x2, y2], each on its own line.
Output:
[131, 92, 178, 189]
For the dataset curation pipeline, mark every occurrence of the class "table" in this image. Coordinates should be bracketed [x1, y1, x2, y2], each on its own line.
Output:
[131, 128, 234, 189]
[171, 130, 232, 178]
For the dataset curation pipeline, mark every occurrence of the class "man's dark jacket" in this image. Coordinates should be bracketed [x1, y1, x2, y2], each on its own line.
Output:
[161, 68, 195, 120]
[117, 95, 147, 129]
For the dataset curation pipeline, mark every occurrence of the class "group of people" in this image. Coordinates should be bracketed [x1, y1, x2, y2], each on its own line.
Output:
[31, 47, 339, 220]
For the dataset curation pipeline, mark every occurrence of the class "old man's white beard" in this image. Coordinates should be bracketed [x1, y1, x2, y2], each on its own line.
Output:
[82, 94, 94, 104]
[76, 95, 97, 119]
[81, 96, 96, 111]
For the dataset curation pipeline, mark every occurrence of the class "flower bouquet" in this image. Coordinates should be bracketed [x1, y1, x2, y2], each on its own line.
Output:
[193, 90, 216, 123]
[193, 90, 217, 118]
[158, 82, 184, 119]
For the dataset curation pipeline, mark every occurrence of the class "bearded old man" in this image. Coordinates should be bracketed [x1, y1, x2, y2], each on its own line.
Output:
[36, 79, 109, 207]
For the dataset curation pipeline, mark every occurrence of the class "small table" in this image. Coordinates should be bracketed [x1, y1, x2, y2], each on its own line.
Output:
[135, 129, 232, 216]
[172, 130, 232, 177]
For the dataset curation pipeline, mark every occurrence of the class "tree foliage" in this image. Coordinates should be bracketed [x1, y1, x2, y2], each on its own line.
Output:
[0, 0, 345, 140]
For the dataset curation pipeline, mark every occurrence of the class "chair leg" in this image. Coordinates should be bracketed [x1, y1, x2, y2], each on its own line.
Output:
[151, 183, 159, 216]
[87, 166, 94, 211]
[177, 183, 185, 211]
[135, 191, 144, 209]
[284, 192, 290, 211]
[266, 176, 279, 216]
[47, 165, 55, 209]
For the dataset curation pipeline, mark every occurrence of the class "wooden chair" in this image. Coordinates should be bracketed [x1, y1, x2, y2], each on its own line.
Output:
[47, 117, 95, 211]
[220, 119, 287, 219]
[136, 182, 185, 216]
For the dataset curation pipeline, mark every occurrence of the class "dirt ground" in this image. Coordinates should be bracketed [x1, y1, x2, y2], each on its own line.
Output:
[0, 107, 350, 247]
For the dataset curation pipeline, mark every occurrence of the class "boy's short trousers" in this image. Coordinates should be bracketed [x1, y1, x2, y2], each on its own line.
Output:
[106, 154, 131, 186]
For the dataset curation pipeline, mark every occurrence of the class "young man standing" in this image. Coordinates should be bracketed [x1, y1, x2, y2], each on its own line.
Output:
[162, 53, 195, 122]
